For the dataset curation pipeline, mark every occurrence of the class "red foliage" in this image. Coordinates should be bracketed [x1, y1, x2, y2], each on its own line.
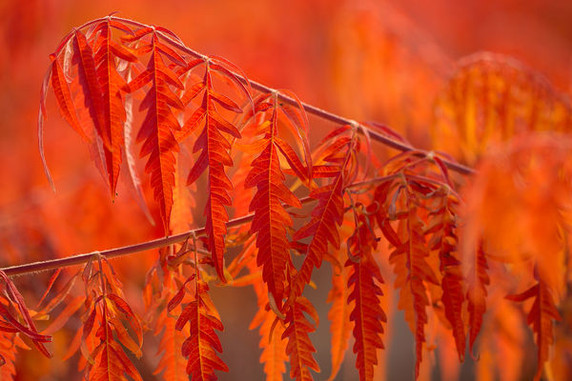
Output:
[2, 3, 572, 380]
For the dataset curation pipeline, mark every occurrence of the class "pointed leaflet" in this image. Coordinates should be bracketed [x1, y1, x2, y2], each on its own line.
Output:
[506, 278, 561, 381]
[346, 213, 386, 381]
[154, 303, 188, 380]
[426, 192, 466, 361]
[40, 18, 138, 196]
[90, 18, 137, 197]
[282, 296, 320, 381]
[184, 58, 246, 282]
[71, 29, 104, 141]
[48, 55, 88, 140]
[175, 280, 228, 380]
[80, 259, 143, 381]
[249, 281, 288, 381]
[126, 31, 185, 232]
[0, 332, 29, 379]
[244, 92, 309, 311]
[292, 126, 360, 297]
[38, 60, 56, 191]
[247, 249, 288, 381]
[326, 250, 352, 381]
[250, 307, 287, 381]
[465, 243, 489, 357]
[374, 179, 440, 380]
[0, 271, 52, 361]
[124, 74, 156, 226]
[145, 258, 188, 379]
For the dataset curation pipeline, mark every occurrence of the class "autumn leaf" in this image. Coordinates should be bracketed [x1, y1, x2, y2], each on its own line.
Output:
[292, 125, 360, 297]
[244, 91, 310, 311]
[346, 212, 386, 381]
[183, 57, 249, 282]
[175, 279, 228, 380]
[282, 296, 320, 381]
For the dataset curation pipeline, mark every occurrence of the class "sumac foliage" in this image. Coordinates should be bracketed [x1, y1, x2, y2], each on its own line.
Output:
[1, 10, 572, 381]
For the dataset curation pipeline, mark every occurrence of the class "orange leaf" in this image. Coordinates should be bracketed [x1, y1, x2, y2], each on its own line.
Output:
[346, 213, 386, 381]
[282, 296, 320, 381]
[244, 92, 308, 311]
[184, 58, 248, 281]
[506, 279, 562, 380]
[326, 256, 352, 381]
[175, 280, 228, 380]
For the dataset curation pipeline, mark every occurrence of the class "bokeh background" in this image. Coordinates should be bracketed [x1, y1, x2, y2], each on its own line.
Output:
[1, 0, 571, 380]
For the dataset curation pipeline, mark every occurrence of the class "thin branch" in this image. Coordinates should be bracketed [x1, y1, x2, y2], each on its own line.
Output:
[112, 16, 475, 176]
[2, 168, 462, 277]
[2, 167, 458, 277]
[59, 15, 473, 176]
[55, 15, 473, 176]
[16, 16, 476, 278]
[1, 197, 315, 277]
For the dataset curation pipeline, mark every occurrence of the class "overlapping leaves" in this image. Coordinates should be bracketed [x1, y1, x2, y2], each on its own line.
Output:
[292, 124, 361, 297]
[244, 91, 311, 311]
[169, 275, 228, 380]
[32, 14, 572, 381]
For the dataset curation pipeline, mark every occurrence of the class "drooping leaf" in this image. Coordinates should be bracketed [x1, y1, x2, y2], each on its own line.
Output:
[244, 92, 309, 311]
[183, 57, 248, 282]
[154, 302, 188, 380]
[79, 259, 143, 381]
[374, 178, 439, 380]
[346, 213, 386, 381]
[0, 332, 30, 380]
[175, 280, 228, 380]
[89, 18, 137, 197]
[426, 192, 466, 361]
[282, 296, 320, 381]
[506, 278, 562, 381]
[48, 55, 87, 140]
[246, 246, 288, 381]
[0, 271, 51, 359]
[249, 296, 288, 381]
[292, 126, 360, 297]
[326, 250, 353, 381]
[465, 243, 489, 357]
[125, 31, 185, 233]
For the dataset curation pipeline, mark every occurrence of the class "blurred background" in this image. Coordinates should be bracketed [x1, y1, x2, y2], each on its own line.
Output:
[1, 0, 571, 379]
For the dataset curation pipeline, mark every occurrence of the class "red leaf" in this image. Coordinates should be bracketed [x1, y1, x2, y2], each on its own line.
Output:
[428, 193, 466, 361]
[154, 304, 188, 380]
[347, 259, 386, 381]
[326, 259, 352, 381]
[506, 279, 562, 381]
[81, 259, 143, 381]
[282, 297, 320, 381]
[176, 280, 228, 380]
[0, 271, 52, 358]
[90, 19, 135, 196]
[466, 243, 489, 358]
[377, 181, 438, 379]
[346, 213, 386, 381]
[49, 57, 86, 139]
[244, 93, 308, 311]
[130, 32, 185, 233]
[184, 59, 247, 281]
[292, 128, 359, 297]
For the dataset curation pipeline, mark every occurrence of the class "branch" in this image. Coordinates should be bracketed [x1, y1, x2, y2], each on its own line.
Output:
[2, 169, 459, 277]
[0, 197, 314, 277]
[110, 16, 474, 176]
[15, 15, 476, 277]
